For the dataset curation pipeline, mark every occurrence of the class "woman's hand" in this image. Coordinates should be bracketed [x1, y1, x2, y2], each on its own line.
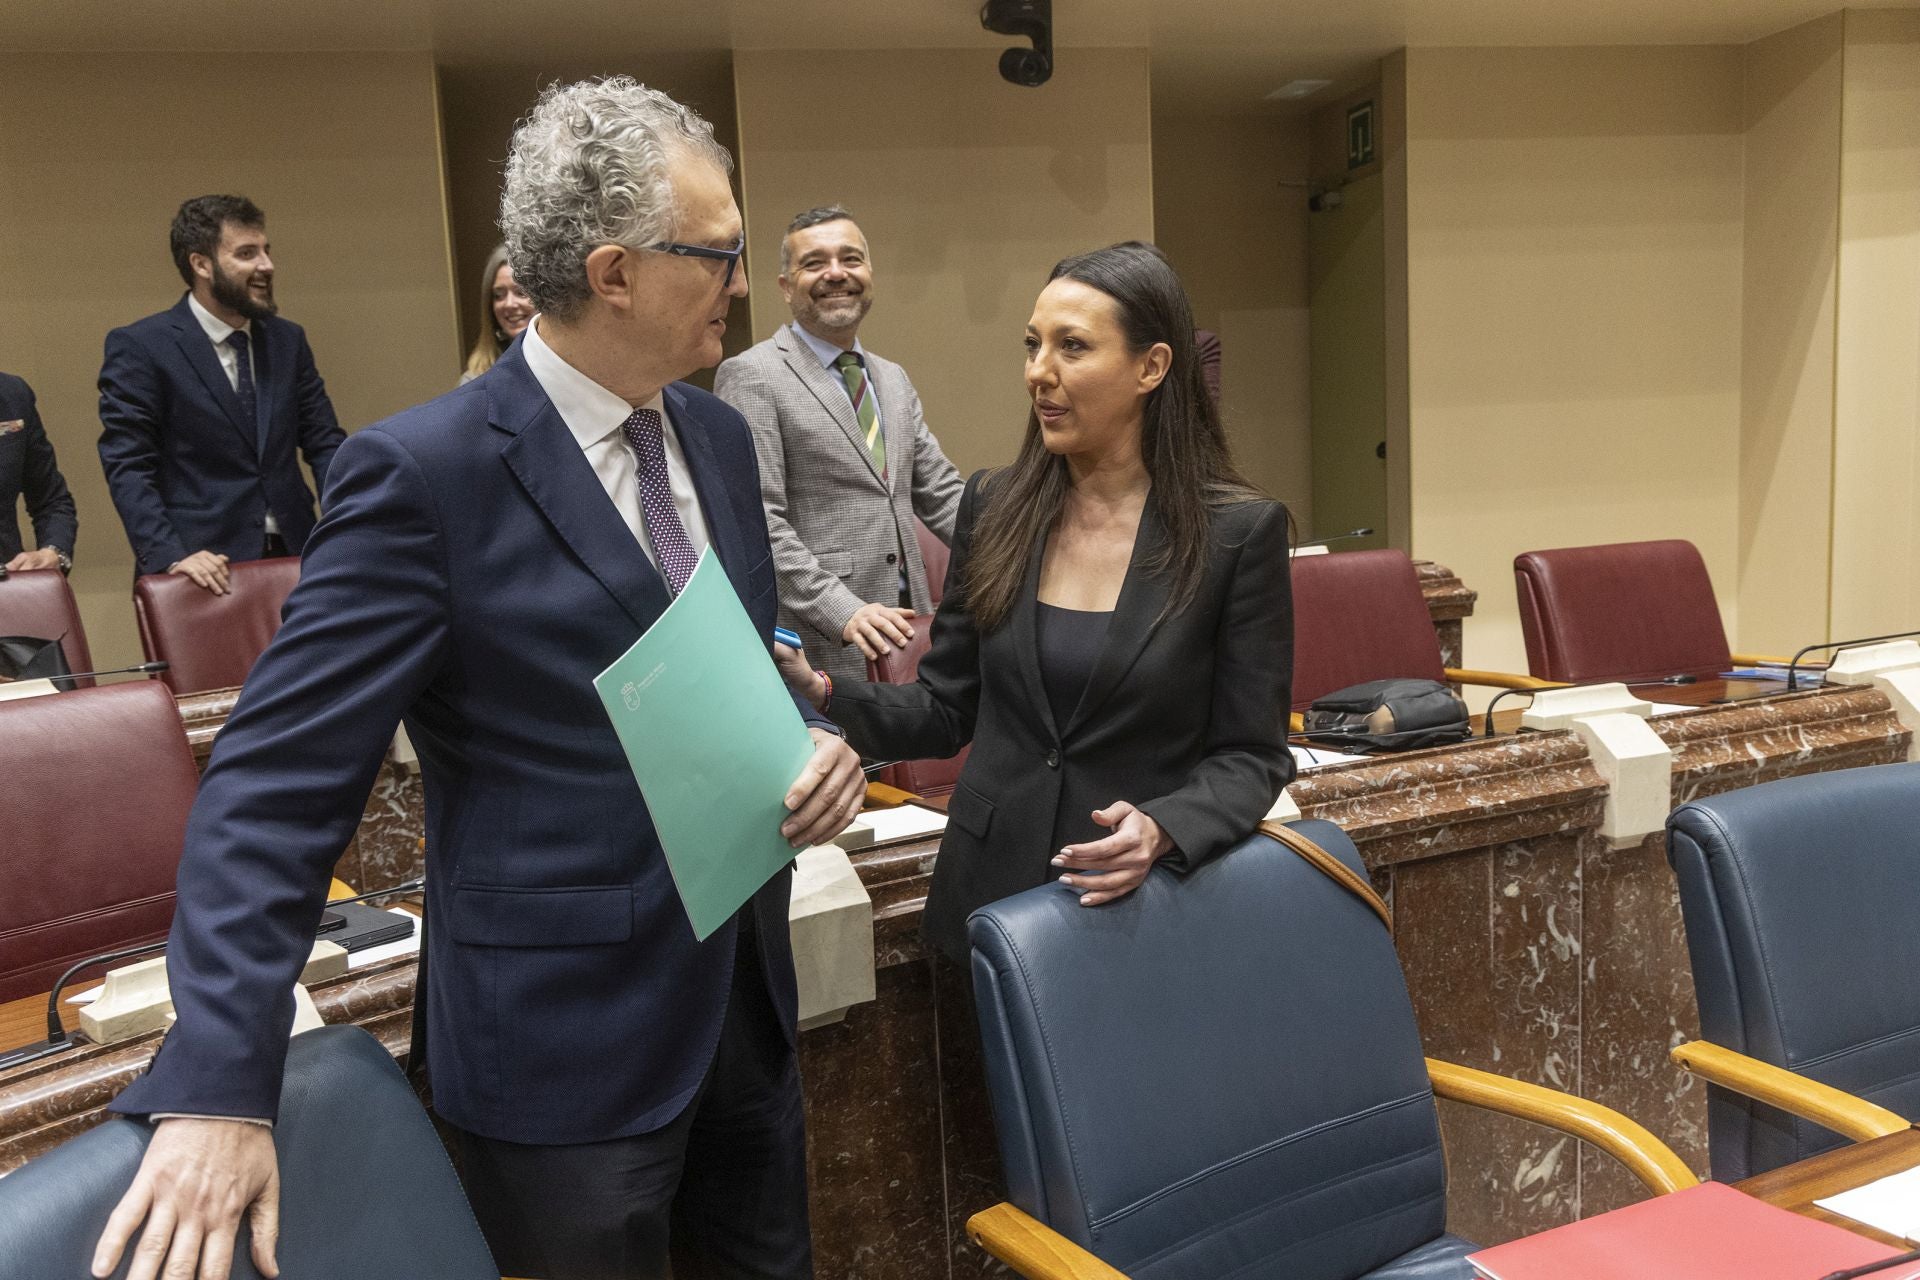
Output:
[1051, 801, 1174, 907]
[773, 642, 827, 710]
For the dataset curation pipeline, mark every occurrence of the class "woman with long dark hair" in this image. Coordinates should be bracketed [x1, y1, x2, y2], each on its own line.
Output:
[779, 241, 1294, 962]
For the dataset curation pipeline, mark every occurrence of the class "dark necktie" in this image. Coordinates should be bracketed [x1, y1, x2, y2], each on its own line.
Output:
[224, 330, 258, 447]
[619, 407, 700, 595]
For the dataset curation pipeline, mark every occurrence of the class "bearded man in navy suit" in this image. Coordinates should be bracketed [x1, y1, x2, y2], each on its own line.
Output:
[98, 194, 345, 593]
[92, 79, 864, 1280]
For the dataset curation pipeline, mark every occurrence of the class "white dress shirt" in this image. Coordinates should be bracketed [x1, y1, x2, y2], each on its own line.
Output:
[521, 317, 711, 571]
[187, 294, 279, 536]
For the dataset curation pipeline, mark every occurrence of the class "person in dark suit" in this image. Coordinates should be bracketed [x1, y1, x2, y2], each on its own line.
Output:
[97, 194, 345, 594]
[779, 241, 1294, 963]
[91, 79, 863, 1280]
[0, 372, 78, 574]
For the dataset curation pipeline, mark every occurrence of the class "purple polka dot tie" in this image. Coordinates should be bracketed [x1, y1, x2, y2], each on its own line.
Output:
[619, 407, 699, 595]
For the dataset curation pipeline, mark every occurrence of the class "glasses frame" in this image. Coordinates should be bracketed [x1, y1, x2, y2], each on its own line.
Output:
[646, 236, 745, 288]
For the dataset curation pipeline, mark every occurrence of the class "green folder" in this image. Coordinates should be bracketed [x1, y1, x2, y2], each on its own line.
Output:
[593, 549, 818, 940]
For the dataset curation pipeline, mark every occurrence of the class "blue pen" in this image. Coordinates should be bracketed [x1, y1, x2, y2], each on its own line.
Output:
[772, 627, 803, 650]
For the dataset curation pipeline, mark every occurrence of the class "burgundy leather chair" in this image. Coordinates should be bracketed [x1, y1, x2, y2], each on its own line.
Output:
[133, 555, 302, 696]
[1290, 548, 1545, 713]
[1513, 540, 1770, 685]
[0, 680, 197, 1002]
[0, 568, 93, 683]
[866, 626, 968, 798]
[914, 516, 950, 607]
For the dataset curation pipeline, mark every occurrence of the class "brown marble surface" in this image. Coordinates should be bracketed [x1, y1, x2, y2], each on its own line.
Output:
[1415, 559, 1478, 670]
[174, 688, 426, 893]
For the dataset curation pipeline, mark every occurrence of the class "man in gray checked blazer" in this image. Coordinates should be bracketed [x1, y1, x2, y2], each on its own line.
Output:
[716, 206, 963, 689]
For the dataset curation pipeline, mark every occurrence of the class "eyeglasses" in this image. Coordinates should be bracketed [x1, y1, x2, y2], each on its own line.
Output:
[646, 236, 745, 288]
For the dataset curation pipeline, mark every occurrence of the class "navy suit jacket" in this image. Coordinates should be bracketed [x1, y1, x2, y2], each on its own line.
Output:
[97, 295, 344, 575]
[113, 344, 833, 1144]
[0, 373, 78, 563]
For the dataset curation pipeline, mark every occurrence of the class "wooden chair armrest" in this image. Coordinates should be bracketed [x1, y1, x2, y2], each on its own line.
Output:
[1443, 668, 1564, 691]
[1289, 712, 1304, 733]
[966, 1203, 1132, 1280]
[1670, 1041, 1910, 1141]
[1729, 652, 1798, 667]
[327, 877, 357, 902]
[1427, 1058, 1697, 1195]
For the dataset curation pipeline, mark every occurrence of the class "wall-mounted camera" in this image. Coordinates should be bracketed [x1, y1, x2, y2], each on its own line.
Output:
[981, 0, 1052, 88]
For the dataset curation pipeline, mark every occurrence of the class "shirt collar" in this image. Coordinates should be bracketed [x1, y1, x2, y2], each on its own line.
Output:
[790, 321, 865, 370]
[523, 315, 665, 449]
[187, 293, 248, 344]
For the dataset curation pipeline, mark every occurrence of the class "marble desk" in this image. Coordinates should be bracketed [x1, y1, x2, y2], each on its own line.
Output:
[11, 571, 1912, 1278]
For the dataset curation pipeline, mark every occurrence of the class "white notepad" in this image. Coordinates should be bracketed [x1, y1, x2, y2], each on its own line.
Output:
[858, 804, 949, 845]
[1816, 1162, 1920, 1243]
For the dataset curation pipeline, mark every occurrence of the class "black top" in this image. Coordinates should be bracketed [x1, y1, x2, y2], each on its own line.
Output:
[829, 472, 1296, 963]
[1035, 602, 1112, 730]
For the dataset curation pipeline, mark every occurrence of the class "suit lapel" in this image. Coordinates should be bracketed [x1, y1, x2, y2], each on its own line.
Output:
[1010, 533, 1058, 741]
[492, 354, 672, 633]
[167, 301, 254, 449]
[663, 385, 752, 598]
[777, 327, 885, 488]
[1064, 497, 1171, 736]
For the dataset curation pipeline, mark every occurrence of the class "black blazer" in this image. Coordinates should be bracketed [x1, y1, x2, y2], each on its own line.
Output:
[0, 373, 77, 564]
[831, 470, 1295, 961]
[97, 295, 345, 575]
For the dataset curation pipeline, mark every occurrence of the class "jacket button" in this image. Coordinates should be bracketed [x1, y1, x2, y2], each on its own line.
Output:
[1045, 750, 1060, 769]
[885, 552, 897, 564]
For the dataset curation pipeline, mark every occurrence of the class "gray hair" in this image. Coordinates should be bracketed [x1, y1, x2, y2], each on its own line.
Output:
[780, 204, 860, 273]
[500, 77, 733, 322]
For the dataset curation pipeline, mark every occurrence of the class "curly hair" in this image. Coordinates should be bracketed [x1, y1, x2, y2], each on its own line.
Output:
[499, 77, 733, 322]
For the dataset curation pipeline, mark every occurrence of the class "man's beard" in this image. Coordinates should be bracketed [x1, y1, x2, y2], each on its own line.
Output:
[802, 291, 869, 334]
[211, 262, 277, 320]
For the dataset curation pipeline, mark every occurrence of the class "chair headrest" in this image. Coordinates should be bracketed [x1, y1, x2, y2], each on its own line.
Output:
[0, 1025, 498, 1279]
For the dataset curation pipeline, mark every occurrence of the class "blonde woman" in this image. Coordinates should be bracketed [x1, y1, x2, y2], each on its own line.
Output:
[460, 244, 533, 382]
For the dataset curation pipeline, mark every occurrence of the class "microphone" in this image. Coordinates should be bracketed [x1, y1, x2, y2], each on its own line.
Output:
[1294, 527, 1375, 549]
[0, 938, 169, 1070]
[1477, 674, 1700, 739]
[0, 877, 426, 1070]
[1783, 629, 1920, 691]
[0, 660, 169, 694]
[1818, 1248, 1920, 1280]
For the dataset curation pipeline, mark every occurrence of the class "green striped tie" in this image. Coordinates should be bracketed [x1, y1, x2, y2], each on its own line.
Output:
[834, 351, 885, 477]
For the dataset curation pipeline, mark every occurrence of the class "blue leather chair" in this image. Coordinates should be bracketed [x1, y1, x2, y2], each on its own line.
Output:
[1668, 764, 1920, 1181]
[964, 819, 1695, 1280]
[0, 1024, 498, 1279]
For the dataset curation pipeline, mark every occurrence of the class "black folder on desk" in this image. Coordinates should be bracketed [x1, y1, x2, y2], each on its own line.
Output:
[316, 901, 415, 953]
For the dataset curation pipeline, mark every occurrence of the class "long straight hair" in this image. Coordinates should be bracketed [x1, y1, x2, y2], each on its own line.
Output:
[463, 244, 514, 380]
[965, 242, 1265, 632]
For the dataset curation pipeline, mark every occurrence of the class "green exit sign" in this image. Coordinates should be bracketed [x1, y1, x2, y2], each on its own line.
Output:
[1347, 101, 1375, 169]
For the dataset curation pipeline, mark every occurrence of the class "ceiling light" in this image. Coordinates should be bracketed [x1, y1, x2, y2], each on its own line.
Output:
[1266, 79, 1332, 101]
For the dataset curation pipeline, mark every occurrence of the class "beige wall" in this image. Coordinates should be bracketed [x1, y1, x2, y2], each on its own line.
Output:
[1401, 46, 1747, 679]
[731, 48, 1154, 478]
[0, 52, 459, 668]
[1152, 113, 1312, 522]
[1831, 9, 1920, 639]
[437, 56, 745, 383]
[1738, 14, 1844, 653]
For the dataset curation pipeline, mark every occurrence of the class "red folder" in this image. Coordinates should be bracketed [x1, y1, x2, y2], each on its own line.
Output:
[1468, 1181, 1920, 1280]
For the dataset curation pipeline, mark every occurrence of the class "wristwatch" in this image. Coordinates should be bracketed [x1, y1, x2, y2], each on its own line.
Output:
[53, 548, 71, 574]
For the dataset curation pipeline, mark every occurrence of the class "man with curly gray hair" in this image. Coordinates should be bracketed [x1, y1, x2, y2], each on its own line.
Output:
[92, 77, 852, 1280]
